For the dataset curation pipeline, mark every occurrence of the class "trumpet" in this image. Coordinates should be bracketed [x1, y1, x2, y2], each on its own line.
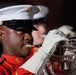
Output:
[48, 38, 76, 75]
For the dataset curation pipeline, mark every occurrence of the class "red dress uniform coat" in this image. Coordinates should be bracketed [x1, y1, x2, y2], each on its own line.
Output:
[0, 54, 34, 75]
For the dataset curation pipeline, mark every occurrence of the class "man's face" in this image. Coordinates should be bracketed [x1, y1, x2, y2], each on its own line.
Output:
[2, 26, 33, 57]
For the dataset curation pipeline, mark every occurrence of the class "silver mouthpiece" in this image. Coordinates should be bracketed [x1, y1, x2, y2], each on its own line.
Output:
[26, 44, 34, 47]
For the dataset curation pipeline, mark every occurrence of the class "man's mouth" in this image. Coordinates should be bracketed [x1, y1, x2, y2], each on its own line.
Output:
[22, 43, 33, 48]
[22, 39, 33, 48]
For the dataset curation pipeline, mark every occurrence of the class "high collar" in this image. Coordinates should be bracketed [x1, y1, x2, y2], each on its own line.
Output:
[2, 54, 25, 66]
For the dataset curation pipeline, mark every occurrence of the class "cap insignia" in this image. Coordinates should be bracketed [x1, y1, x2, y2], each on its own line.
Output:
[25, 7, 32, 13]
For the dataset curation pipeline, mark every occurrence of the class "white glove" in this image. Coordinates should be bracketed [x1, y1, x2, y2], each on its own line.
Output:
[40, 29, 68, 54]
[58, 25, 76, 37]
[20, 29, 68, 74]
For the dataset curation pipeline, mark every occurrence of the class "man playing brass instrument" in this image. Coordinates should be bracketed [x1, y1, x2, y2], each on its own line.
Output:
[0, 5, 68, 75]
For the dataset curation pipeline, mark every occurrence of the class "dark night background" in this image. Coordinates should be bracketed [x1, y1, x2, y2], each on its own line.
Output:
[0, 0, 76, 55]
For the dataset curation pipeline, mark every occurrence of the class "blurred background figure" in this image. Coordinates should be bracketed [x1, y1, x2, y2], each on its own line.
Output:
[31, 5, 49, 55]
[58, 25, 76, 38]
[31, 5, 49, 75]
[32, 5, 49, 46]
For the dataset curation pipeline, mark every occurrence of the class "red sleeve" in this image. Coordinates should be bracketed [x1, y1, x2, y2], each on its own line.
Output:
[12, 68, 34, 75]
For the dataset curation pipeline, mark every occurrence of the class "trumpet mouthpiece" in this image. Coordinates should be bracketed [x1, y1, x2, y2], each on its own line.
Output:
[26, 44, 34, 47]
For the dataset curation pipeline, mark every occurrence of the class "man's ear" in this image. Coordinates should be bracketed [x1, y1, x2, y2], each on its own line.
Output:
[0, 30, 6, 40]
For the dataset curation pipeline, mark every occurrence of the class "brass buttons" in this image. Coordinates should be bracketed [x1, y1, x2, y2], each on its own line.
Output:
[15, 58, 20, 63]
[15, 72, 19, 75]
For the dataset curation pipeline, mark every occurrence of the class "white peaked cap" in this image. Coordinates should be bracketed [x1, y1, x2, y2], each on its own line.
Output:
[33, 5, 49, 19]
[0, 5, 39, 21]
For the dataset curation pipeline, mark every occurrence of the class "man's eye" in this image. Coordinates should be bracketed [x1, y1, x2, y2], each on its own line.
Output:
[17, 29, 32, 34]
[16, 27, 25, 33]
[17, 30, 30, 34]
[17, 31, 24, 34]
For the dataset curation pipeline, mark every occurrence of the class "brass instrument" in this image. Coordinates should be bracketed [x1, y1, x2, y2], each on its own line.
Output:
[26, 38, 76, 75]
[48, 37, 76, 75]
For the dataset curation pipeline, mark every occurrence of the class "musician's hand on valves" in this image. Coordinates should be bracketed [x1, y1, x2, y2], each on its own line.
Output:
[40, 29, 68, 55]
[20, 29, 68, 74]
